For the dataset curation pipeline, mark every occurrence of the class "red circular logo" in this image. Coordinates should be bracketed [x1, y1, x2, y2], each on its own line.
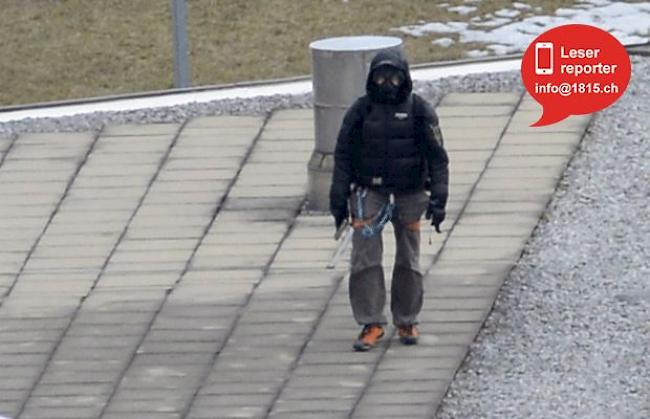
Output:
[521, 24, 631, 127]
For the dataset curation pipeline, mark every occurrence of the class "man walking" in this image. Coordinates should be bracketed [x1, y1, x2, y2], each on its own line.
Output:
[329, 49, 449, 351]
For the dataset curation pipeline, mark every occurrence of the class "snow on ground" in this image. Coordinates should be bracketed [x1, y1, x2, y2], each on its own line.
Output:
[394, 1, 650, 56]
[448, 5, 478, 15]
[432, 37, 456, 48]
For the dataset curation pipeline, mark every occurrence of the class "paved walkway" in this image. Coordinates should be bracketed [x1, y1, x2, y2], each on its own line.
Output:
[0, 93, 591, 419]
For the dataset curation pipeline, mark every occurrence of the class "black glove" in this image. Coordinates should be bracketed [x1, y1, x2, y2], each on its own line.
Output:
[333, 205, 349, 232]
[425, 199, 445, 233]
[330, 182, 351, 232]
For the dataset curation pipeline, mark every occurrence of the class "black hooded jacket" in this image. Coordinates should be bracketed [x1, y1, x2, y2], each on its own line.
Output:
[329, 50, 449, 216]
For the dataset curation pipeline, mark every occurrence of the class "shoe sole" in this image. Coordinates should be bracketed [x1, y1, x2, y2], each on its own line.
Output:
[353, 333, 384, 352]
[353, 342, 371, 351]
[399, 336, 418, 345]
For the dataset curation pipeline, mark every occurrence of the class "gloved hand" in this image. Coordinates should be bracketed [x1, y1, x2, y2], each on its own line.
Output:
[333, 205, 349, 232]
[330, 182, 351, 233]
[425, 199, 445, 233]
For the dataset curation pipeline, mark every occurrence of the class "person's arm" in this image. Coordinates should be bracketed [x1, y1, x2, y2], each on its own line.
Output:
[425, 114, 449, 207]
[415, 95, 449, 230]
[329, 98, 366, 228]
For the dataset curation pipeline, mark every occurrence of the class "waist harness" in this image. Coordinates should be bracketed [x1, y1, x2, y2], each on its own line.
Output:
[354, 187, 395, 239]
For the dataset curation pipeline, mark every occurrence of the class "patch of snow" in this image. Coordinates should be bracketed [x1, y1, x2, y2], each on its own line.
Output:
[392, 1, 650, 55]
[432, 37, 455, 48]
[472, 16, 513, 28]
[397, 21, 468, 37]
[609, 30, 647, 45]
[466, 49, 490, 58]
[555, 7, 580, 17]
[580, 0, 611, 5]
[494, 8, 521, 18]
[486, 44, 514, 55]
[448, 5, 477, 15]
[512, 2, 533, 10]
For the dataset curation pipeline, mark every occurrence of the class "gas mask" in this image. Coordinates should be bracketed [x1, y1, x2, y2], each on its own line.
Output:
[371, 66, 405, 104]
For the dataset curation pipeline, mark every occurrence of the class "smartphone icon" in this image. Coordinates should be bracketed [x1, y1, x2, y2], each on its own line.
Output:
[535, 42, 554, 75]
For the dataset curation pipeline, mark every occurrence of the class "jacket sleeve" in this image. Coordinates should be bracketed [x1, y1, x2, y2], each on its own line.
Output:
[329, 98, 365, 215]
[415, 95, 449, 208]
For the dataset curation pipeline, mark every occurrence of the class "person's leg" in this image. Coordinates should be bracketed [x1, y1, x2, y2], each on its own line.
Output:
[390, 190, 429, 327]
[349, 189, 388, 327]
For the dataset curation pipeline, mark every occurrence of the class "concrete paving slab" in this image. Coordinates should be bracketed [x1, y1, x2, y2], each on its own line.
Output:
[463, 201, 546, 216]
[268, 109, 313, 121]
[441, 235, 528, 249]
[518, 98, 542, 111]
[499, 132, 586, 145]
[164, 157, 242, 171]
[444, 140, 499, 151]
[1, 160, 80, 173]
[442, 127, 503, 141]
[20, 406, 104, 418]
[508, 111, 591, 133]
[489, 154, 570, 168]
[496, 143, 577, 156]
[441, 116, 511, 129]
[229, 185, 306, 198]
[13, 132, 93, 145]
[353, 402, 436, 417]
[0, 135, 13, 151]
[255, 140, 314, 152]
[181, 127, 262, 139]
[103, 414, 181, 419]
[439, 92, 521, 106]
[149, 179, 231, 192]
[478, 167, 563, 180]
[185, 115, 264, 129]
[437, 105, 514, 117]
[446, 150, 493, 162]
[261, 130, 314, 141]
[156, 168, 238, 182]
[470, 189, 554, 202]
[476, 177, 558, 192]
[429, 281, 503, 298]
[264, 120, 314, 133]
[102, 123, 180, 137]
[457, 213, 541, 225]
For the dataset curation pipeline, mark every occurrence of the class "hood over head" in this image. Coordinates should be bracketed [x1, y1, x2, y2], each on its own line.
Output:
[366, 49, 413, 105]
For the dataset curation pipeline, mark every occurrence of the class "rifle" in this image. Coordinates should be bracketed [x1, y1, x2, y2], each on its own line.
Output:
[326, 186, 356, 270]
[326, 218, 352, 269]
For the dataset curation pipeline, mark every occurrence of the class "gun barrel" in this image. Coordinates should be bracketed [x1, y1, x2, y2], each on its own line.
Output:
[327, 226, 353, 269]
[334, 218, 350, 240]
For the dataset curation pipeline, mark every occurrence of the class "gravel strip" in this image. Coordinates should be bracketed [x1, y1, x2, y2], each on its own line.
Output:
[436, 55, 650, 419]
[0, 70, 523, 138]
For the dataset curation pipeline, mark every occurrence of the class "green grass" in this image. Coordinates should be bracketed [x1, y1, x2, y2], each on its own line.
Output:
[0, 0, 579, 106]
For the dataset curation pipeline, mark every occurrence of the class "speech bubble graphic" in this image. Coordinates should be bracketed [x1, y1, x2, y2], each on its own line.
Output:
[521, 24, 631, 127]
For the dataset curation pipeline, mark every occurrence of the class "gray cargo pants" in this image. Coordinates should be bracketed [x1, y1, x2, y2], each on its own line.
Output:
[348, 187, 430, 327]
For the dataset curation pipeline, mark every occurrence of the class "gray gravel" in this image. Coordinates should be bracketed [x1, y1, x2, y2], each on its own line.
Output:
[436, 54, 650, 419]
[0, 70, 523, 138]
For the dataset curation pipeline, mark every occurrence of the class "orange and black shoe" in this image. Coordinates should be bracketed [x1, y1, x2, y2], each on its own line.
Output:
[353, 324, 385, 352]
[397, 324, 419, 345]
